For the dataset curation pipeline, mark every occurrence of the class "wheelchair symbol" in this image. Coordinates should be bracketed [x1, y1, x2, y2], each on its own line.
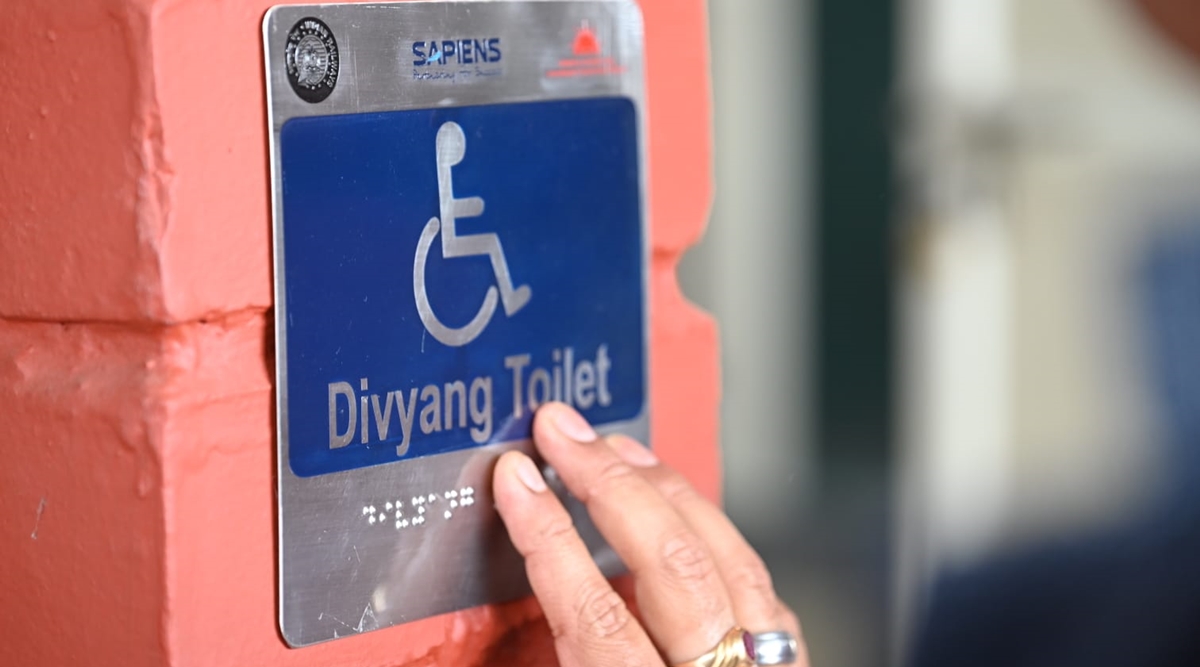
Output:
[413, 122, 532, 347]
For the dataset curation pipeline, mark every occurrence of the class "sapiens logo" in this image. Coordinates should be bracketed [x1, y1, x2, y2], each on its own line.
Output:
[410, 38, 502, 82]
[411, 38, 502, 67]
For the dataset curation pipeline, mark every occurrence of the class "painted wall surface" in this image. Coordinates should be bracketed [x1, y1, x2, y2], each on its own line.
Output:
[0, 1, 715, 666]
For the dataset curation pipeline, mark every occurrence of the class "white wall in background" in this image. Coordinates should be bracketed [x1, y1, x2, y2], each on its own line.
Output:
[896, 0, 1200, 659]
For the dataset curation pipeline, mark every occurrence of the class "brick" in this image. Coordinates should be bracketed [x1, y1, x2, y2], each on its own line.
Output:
[0, 321, 167, 667]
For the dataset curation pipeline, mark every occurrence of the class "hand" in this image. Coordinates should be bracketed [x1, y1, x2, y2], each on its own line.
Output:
[492, 402, 808, 667]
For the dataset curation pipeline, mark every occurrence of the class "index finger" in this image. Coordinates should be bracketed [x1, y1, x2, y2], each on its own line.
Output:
[607, 435, 804, 642]
[529, 403, 737, 664]
[492, 451, 664, 667]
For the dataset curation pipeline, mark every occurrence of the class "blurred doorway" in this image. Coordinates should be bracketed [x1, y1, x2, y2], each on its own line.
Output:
[897, 0, 1200, 662]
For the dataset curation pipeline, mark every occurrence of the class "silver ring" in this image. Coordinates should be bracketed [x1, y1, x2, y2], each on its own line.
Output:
[751, 631, 798, 665]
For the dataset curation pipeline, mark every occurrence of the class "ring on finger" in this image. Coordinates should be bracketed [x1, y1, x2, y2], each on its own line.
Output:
[672, 627, 754, 667]
[672, 627, 801, 667]
[750, 631, 799, 665]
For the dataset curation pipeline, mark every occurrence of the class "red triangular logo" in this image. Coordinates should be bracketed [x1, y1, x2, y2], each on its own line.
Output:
[573, 24, 601, 56]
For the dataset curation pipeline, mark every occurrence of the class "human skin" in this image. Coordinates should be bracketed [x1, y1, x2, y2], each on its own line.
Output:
[492, 402, 809, 667]
[1134, 0, 1200, 62]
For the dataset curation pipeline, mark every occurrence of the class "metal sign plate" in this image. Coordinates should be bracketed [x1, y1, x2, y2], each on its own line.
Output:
[264, 0, 648, 648]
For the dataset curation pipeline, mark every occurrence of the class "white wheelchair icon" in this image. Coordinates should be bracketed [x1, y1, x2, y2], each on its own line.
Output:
[413, 122, 532, 347]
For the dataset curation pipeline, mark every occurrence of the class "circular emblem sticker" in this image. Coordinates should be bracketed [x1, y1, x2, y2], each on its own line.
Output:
[285, 18, 339, 103]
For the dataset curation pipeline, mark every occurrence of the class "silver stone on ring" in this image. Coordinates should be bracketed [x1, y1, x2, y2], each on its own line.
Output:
[751, 631, 799, 665]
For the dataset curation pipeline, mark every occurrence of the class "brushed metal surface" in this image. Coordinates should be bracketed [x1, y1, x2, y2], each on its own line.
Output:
[263, 0, 650, 647]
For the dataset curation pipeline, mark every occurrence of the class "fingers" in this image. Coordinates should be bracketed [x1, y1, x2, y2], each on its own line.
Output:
[492, 451, 663, 667]
[506, 403, 805, 667]
[607, 435, 803, 639]
[532, 404, 736, 664]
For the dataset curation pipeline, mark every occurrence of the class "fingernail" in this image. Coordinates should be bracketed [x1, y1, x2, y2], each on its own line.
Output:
[610, 436, 659, 467]
[513, 454, 548, 493]
[551, 404, 597, 442]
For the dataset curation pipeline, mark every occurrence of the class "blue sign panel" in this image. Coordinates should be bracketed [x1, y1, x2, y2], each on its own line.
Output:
[280, 97, 645, 477]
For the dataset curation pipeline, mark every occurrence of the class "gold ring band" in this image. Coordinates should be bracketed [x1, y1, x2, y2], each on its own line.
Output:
[672, 627, 755, 667]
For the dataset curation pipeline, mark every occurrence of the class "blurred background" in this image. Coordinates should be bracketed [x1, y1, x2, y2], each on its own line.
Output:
[680, 0, 1200, 665]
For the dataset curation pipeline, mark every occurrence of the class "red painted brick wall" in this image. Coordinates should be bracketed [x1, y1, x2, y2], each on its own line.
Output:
[0, 1, 715, 665]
